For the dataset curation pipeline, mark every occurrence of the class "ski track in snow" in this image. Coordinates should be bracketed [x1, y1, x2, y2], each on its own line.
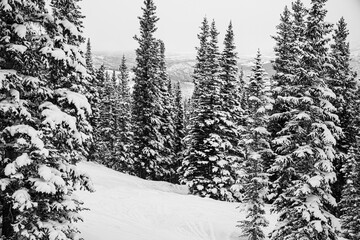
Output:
[76, 162, 277, 240]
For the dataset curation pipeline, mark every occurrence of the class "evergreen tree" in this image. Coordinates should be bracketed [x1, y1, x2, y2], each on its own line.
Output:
[238, 68, 248, 119]
[86, 38, 94, 74]
[291, 0, 307, 41]
[92, 63, 133, 173]
[173, 81, 185, 179]
[88, 64, 106, 163]
[0, 0, 94, 239]
[111, 69, 117, 84]
[99, 69, 117, 167]
[238, 50, 271, 240]
[219, 21, 243, 184]
[173, 81, 185, 157]
[157, 40, 176, 182]
[339, 146, 360, 240]
[96, 64, 106, 84]
[270, 0, 340, 239]
[272, 0, 306, 107]
[106, 70, 120, 168]
[132, 0, 168, 180]
[328, 17, 358, 203]
[85, 41, 101, 164]
[272, 5, 293, 81]
[113, 55, 134, 174]
[119, 56, 131, 104]
[182, 20, 235, 201]
[191, 17, 210, 108]
[105, 70, 110, 82]
[270, 4, 298, 134]
[268, 1, 307, 197]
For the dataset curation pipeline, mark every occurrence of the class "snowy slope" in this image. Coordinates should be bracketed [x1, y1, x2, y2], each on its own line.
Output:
[75, 162, 277, 240]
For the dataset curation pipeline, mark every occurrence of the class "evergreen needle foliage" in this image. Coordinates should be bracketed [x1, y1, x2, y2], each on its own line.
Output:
[238, 50, 271, 240]
[0, 0, 94, 238]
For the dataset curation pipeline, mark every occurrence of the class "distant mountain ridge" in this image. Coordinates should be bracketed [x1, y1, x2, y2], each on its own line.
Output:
[93, 51, 276, 83]
[93, 49, 360, 100]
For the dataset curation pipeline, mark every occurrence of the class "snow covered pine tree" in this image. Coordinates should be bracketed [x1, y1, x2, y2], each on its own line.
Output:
[85, 38, 94, 74]
[182, 19, 238, 201]
[88, 64, 106, 163]
[132, 0, 172, 180]
[238, 50, 272, 240]
[327, 17, 359, 204]
[270, 0, 341, 239]
[157, 40, 176, 182]
[0, 0, 94, 239]
[330, 17, 360, 240]
[219, 22, 244, 197]
[111, 55, 134, 174]
[172, 81, 185, 180]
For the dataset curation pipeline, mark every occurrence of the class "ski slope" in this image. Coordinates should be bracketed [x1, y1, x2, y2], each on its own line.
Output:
[75, 162, 277, 240]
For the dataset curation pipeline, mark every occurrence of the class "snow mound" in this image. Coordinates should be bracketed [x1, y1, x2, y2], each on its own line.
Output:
[76, 162, 277, 240]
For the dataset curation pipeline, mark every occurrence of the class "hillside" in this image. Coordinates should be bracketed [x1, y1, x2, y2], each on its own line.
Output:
[75, 162, 279, 240]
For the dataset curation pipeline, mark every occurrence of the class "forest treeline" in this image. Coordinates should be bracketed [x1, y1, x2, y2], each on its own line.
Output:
[0, 0, 359, 239]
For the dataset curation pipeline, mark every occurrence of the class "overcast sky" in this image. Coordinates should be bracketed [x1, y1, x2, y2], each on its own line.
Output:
[80, 0, 360, 56]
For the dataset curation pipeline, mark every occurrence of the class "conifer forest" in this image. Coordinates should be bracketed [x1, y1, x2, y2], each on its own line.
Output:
[0, 0, 360, 239]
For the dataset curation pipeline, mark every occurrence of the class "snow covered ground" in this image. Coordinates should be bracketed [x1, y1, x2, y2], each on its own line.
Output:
[76, 162, 278, 240]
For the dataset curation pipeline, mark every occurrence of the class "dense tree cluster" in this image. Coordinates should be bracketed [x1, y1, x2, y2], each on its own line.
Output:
[269, 0, 359, 239]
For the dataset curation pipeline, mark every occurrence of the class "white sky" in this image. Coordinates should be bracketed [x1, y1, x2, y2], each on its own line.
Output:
[80, 0, 360, 56]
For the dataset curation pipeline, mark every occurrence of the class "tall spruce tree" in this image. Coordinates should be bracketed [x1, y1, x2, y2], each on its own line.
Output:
[191, 17, 210, 108]
[98, 69, 116, 167]
[329, 17, 360, 238]
[132, 0, 169, 180]
[272, 5, 293, 79]
[271, 0, 306, 108]
[173, 81, 185, 180]
[0, 0, 94, 238]
[270, 0, 340, 239]
[112, 55, 134, 173]
[173, 81, 185, 157]
[328, 17, 358, 203]
[219, 21, 243, 185]
[267, 7, 293, 180]
[270, 4, 302, 135]
[88, 64, 106, 162]
[96, 64, 106, 84]
[182, 20, 235, 201]
[105, 70, 122, 169]
[157, 39, 176, 181]
[269, 1, 307, 193]
[239, 68, 248, 121]
[85, 40, 102, 164]
[238, 50, 271, 240]
[292, 0, 307, 41]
